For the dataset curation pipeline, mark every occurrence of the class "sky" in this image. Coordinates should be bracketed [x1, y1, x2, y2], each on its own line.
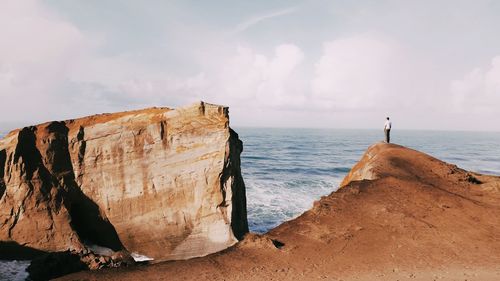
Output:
[1, 0, 500, 131]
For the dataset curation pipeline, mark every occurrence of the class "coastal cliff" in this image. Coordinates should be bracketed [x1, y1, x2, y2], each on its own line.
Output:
[60, 142, 500, 281]
[0, 102, 248, 265]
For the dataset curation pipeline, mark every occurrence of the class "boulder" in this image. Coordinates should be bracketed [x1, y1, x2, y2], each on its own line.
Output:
[0, 101, 248, 263]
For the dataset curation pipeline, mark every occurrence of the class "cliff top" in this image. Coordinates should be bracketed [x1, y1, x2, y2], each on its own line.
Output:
[340, 142, 500, 200]
[0, 101, 228, 145]
[340, 142, 469, 186]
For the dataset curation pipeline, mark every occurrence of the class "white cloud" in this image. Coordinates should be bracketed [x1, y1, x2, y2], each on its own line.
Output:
[1, 1, 498, 131]
[309, 33, 451, 121]
[451, 56, 500, 113]
[63, 42, 306, 115]
[209, 44, 306, 107]
[311, 34, 408, 110]
[0, 0, 306, 122]
[0, 0, 94, 121]
[0, 1, 202, 121]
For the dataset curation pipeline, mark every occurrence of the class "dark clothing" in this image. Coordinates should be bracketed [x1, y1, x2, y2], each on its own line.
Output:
[384, 129, 391, 143]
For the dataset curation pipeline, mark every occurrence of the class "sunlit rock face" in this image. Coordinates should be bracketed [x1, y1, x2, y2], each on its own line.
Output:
[0, 101, 248, 261]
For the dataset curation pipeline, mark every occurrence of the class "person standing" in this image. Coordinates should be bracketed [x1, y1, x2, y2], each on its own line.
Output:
[384, 117, 392, 143]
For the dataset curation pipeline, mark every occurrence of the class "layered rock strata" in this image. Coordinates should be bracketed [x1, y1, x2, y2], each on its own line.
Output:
[0, 102, 248, 262]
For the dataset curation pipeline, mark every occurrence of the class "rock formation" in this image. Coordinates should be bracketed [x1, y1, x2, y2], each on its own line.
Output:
[59, 142, 500, 281]
[0, 102, 248, 265]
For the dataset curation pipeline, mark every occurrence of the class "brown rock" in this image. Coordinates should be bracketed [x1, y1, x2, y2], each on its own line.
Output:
[0, 101, 248, 262]
[57, 142, 500, 281]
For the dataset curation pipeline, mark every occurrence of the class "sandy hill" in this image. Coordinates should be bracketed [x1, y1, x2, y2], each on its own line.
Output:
[59, 143, 500, 281]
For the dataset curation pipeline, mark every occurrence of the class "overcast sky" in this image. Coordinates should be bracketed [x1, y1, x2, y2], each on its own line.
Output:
[1, 0, 499, 131]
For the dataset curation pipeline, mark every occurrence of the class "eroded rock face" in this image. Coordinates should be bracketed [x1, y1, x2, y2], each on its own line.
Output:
[0, 102, 248, 261]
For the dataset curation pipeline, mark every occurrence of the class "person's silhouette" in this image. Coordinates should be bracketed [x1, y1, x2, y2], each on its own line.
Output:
[384, 117, 392, 143]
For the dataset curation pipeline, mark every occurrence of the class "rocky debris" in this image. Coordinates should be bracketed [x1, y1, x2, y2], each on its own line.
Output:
[236, 233, 285, 250]
[465, 173, 482, 184]
[80, 249, 135, 270]
[27, 249, 135, 281]
[0, 101, 248, 273]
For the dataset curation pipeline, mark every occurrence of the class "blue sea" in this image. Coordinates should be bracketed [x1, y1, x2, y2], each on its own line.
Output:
[1, 128, 500, 280]
[235, 128, 500, 233]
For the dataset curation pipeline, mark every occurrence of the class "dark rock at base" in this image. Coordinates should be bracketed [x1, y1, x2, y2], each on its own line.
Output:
[27, 250, 137, 280]
[0, 241, 46, 260]
[27, 251, 88, 281]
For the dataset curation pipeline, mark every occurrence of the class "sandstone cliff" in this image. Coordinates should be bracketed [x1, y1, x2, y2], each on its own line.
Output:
[59, 142, 500, 281]
[0, 102, 248, 263]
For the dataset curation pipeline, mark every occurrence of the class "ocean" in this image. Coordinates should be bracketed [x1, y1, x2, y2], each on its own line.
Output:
[1, 128, 500, 280]
[236, 128, 500, 233]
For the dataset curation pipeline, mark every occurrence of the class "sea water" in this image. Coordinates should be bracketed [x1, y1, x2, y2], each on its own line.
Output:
[1, 128, 500, 280]
[0, 261, 30, 281]
[236, 128, 500, 233]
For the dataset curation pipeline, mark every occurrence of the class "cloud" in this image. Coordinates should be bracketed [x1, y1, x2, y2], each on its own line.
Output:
[66, 43, 306, 113]
[0, 0, 95, 121]
[1, 1, 498, 130]
[0, 1, 205, 121]
[0, 1, 306, 122]
[451, 56, 500, 113]
[208, 44, 306, 108]
[311, 34, 408, 110]
[233, 7, 298, 34]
